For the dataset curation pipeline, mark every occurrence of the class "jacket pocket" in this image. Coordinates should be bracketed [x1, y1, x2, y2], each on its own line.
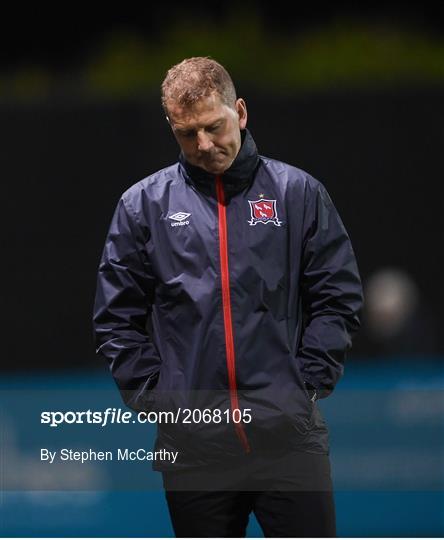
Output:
[281, 359, 317, 434]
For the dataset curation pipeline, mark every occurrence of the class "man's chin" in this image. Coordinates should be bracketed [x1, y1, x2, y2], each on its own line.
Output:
[197, 163, 226, 175]
[200, 158, 233, 176]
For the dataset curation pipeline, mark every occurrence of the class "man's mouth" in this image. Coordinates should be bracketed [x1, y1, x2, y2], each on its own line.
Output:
[201, 153, 219, 161]
[200, 150, 226, 160]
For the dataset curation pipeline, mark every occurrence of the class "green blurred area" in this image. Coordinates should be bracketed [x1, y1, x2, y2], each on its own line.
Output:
[2, 16, 444, 100]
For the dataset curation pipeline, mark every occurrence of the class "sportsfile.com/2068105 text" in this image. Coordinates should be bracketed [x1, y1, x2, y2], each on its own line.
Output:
[40, 408, 253, 427]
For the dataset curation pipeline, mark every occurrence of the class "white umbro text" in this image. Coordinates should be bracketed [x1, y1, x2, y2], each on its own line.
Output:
[169, 212, 191, 227]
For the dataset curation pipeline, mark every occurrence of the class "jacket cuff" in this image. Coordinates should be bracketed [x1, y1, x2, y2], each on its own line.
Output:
[303, 377, 333, 400]
[304, 380, 318, 402]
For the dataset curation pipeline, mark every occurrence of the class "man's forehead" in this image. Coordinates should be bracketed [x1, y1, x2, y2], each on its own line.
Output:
[167, 93, 231, 126]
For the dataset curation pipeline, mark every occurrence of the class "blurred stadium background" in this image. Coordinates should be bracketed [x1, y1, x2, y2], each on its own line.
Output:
[2, 3, 443, 537]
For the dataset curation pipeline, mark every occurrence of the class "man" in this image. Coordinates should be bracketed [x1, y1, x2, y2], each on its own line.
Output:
[93, 57, 363, 537]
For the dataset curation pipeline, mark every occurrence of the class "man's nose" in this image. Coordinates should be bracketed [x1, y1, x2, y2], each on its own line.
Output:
[197, 131, 214, 152]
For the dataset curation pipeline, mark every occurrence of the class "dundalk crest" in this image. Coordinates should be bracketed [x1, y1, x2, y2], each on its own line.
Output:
[247, 199, 282, 226]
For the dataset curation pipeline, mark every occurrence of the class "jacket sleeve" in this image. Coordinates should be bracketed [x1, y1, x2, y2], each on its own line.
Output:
[93, 195, 162, 412]
[296, 179, 363, 399]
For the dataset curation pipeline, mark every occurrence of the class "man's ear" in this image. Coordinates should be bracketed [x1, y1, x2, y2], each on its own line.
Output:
[236, 98, 248, 129]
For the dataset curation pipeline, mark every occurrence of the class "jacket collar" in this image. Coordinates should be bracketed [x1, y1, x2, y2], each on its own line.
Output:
[179, 128, 260, 200]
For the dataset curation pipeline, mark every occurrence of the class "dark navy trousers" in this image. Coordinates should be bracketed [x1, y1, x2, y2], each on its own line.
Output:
[163, 450, 336, 537]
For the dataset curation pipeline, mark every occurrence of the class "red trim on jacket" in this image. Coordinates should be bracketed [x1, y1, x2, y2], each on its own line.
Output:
[216, 175, 251, 453]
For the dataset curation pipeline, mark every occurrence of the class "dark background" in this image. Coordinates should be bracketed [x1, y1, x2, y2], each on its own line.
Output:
[2, 3, 444, 69]
[3, 4, 444, 371]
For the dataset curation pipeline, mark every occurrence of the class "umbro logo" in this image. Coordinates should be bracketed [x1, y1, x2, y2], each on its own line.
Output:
[169, 212, 191, 227]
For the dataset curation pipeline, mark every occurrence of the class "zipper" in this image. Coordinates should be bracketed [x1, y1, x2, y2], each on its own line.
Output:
[215, 175, 251, 453]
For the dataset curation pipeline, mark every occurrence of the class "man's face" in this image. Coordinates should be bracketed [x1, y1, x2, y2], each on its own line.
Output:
[166, 92, 248, 175]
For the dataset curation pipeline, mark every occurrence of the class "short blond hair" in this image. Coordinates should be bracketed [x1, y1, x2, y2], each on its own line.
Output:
[161, 57, 237, 112]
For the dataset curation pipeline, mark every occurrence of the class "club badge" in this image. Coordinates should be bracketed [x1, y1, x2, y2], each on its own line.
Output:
[247, 199, 282, 226]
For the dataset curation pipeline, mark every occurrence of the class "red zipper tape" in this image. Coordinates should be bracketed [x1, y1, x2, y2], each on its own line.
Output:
[216, 175, 251, 453]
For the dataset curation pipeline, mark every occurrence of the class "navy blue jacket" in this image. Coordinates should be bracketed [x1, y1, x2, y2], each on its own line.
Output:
[93, 129, 363, 470]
